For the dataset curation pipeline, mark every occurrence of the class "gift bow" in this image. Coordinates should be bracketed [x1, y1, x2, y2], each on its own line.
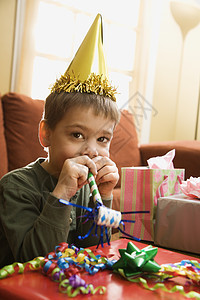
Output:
[112, 242, 160, 278]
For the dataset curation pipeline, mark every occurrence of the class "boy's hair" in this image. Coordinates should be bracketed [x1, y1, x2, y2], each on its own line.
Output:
[43, 92, 120, 129]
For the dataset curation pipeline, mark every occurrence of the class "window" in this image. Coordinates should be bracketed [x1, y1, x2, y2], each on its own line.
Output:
[14, 0, 142, 110]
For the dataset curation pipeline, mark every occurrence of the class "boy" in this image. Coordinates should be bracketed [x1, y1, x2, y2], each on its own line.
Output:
[0, 14, 120, 267]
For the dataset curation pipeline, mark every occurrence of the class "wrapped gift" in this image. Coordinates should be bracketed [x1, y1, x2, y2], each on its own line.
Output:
[154, 194, 200, 254]
[120, 167, 184, 241]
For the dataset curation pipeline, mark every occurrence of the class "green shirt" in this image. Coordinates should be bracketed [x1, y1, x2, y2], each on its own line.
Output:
[0, 159, 112, 268]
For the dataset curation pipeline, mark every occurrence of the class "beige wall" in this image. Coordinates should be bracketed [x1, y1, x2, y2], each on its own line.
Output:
[150, 1, 200, 142]
[0, 0, 16, 95]
[1, 0, 199, 142]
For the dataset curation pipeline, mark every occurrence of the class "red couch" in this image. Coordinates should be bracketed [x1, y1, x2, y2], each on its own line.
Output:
[1, 92, 200, 211]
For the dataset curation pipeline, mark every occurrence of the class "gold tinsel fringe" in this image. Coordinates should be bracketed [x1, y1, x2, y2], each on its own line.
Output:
[50, 73, 117, 102]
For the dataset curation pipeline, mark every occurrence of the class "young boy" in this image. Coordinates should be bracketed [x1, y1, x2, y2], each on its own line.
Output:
[0, 14, 120, 267]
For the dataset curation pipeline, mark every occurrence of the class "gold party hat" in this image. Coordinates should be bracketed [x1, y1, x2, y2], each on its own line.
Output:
[51, 14, 117, 101]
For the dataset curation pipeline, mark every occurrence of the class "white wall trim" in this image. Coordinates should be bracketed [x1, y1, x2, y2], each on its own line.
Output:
[10, 0, 26, 92]
[139, 0, 163, 144]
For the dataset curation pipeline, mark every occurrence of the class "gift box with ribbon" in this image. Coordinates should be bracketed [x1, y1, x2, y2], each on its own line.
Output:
[119, 150, 185, 241]
[154, 193, 200, 254]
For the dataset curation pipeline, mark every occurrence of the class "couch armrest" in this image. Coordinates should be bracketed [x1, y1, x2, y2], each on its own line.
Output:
[139, 140, 200, 179]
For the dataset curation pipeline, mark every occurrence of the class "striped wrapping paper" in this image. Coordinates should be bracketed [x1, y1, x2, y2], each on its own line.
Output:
[120, 167, 185, 241]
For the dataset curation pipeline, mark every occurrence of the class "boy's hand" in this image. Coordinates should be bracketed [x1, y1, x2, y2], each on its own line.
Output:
[52, 156, 97, 200]
[92, 156, 119, 199]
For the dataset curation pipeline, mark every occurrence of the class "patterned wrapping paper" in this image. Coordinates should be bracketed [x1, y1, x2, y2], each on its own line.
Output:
[120, 167, 185, 241]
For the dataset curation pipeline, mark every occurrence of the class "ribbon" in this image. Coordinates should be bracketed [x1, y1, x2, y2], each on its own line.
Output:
[0, 257, 44, 279]
[112, 242, 160, 277]
[59, 277, 106, 297]
[154, 174, 183, 205]
[44, 243, 114, 296]
[0, 243, 115, 297]
[154, 175, 169, 205]
[43, 243, 116, 278]
[59, 274, 106, 297]
[1, 241, 199, 298]
[112, 242, 200, 299]
[126, 276, 200, 299]
[158, 260, 200, 285]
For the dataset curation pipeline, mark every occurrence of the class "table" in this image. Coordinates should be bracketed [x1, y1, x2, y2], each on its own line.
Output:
[0, 238, 199, 300]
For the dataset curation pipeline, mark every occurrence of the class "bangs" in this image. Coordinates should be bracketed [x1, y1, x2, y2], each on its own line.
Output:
[44, 92, 120, 129]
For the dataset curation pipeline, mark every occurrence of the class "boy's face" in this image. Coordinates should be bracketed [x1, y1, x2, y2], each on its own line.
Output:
[42, 106, 115, 177]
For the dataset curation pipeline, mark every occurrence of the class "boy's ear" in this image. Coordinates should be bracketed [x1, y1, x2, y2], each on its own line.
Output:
[39, 120, 51, 147]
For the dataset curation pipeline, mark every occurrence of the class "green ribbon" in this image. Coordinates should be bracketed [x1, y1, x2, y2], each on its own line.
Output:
[59, 279, 106, 297]
[127, 276, 200, 299]
[0, 257, 44, 279]
[113, 242, 200, 299]
[112, 242, 161, 277]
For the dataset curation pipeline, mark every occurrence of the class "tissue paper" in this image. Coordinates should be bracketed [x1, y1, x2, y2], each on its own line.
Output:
[147, 149, 175, 169]
[180, 176, 200, 199]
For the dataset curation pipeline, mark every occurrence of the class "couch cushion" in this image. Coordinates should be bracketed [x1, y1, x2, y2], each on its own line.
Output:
[110, 110, 141, 188]
[140, 141, 200, 179]
[2, 93, 47, 172]
[0, 95, 8, 178]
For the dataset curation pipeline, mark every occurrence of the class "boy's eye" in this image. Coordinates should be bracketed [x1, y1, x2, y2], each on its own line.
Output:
[72, 132, 83, 139]
[98, 136, 109, 143]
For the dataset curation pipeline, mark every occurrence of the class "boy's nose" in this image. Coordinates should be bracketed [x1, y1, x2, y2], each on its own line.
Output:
[82, 142, 98, 158]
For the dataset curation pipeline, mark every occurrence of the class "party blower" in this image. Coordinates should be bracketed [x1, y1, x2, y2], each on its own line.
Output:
[59, 172, 149, 247]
